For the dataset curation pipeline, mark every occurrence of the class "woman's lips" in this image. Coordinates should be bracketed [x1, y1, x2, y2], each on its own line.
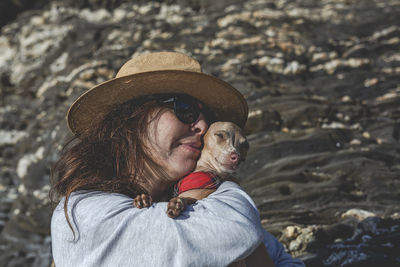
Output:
[180, 142, 201, 155]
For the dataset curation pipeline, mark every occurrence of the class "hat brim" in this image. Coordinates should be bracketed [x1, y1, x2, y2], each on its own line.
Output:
[67, 70, 248, 138]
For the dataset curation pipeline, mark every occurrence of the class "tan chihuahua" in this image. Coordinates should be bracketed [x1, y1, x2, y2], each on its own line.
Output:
[166, 121, 249, 217]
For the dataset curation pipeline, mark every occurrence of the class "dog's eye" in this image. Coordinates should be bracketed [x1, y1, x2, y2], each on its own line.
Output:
[214, 131, 227, 139]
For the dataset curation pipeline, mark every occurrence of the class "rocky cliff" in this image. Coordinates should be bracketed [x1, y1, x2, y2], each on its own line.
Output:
[0, 0, 399, 266]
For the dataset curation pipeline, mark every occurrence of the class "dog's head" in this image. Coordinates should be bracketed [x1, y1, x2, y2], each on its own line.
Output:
[199, 121, 249, 174]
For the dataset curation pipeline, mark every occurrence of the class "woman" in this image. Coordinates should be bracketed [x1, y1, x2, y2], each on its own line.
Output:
[50, 52, 304, 266]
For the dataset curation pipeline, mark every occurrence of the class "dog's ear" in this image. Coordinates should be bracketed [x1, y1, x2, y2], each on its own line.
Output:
[239, 140, 249, 162]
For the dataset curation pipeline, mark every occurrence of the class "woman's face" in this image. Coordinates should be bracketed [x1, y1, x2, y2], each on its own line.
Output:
[147, 105, 209, 181]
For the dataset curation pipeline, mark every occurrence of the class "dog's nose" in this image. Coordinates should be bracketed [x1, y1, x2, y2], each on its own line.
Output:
[230, 153, 240, 164]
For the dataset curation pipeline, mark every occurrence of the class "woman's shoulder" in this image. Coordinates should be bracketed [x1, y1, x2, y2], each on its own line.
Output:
[216, 180, 242, 190]
[52, 191, 170, 226]
[210, 181, 257, 208]
[52, 191, 137, 229]
[54, 191, 133, 213]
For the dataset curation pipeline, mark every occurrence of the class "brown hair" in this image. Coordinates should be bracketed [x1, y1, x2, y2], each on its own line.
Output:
[50, 96, 170, 235]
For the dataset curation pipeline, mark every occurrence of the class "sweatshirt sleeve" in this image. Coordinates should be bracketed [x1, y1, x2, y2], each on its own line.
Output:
[263, 230, 305, 267]
[51, 181, 265, 267]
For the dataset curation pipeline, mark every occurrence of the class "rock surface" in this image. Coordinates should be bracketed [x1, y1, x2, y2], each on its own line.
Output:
[0, 0, 399, 266]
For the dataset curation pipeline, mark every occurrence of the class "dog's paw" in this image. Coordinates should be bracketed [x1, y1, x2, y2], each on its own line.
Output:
[166, 197, 186, 218]
[133, 194, 153, 208]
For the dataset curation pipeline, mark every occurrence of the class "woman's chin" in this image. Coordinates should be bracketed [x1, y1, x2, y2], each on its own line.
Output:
[169, 161, 197, 180]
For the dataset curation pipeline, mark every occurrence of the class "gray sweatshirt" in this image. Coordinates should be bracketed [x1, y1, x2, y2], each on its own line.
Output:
[51, 181, 304, 266]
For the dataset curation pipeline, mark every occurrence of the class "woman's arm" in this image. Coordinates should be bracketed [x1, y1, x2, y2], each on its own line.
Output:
[51, 181, 264, 267]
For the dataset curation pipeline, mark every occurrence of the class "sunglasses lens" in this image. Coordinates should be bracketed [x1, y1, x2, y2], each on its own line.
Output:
[174, 98, 199, 124]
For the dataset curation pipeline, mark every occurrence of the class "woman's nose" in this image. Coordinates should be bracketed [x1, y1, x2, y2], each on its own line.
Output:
[191, 114, 208, 135]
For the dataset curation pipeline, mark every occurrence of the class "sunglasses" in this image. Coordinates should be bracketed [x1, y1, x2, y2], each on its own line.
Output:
[159, 95, 215, 124]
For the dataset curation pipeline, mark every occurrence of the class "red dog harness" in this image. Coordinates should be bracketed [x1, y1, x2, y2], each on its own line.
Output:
[173, 172, 221, 197]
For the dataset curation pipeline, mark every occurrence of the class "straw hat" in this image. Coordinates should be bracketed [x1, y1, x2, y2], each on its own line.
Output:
[67, 52, 248, 138]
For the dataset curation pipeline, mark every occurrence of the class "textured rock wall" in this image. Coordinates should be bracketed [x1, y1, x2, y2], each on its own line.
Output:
[0, 0, 399, 266]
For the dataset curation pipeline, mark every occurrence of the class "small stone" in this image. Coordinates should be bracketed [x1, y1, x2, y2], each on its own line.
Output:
[376, 92, 398, 102]
[289, 239, 301, 251]
[16, 147, 45, 179]
[362, 132, 371, 139]
[113, 9, 127, 22]
[30, 16, 45, 25]
[322, 121, 345, 129]
[350, 139, 361, 145]
[285, 226, 299, 238]
[342, 208, 376, 221]
[50, 52, 68, 73]
[0, 184, 6, 192]
[80, 8, 111, 23]
[0, 130, 28, 146]
[283, 61, 306, 75]
[337, 74, 345, 79]
[362, 234, 372, 242]
[341, 95, 351, 102]
[137, 4, 153, 15]
[79, 69, 96, 80]
[364, 78, 378, 87]
[390, 213, 400, 219]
